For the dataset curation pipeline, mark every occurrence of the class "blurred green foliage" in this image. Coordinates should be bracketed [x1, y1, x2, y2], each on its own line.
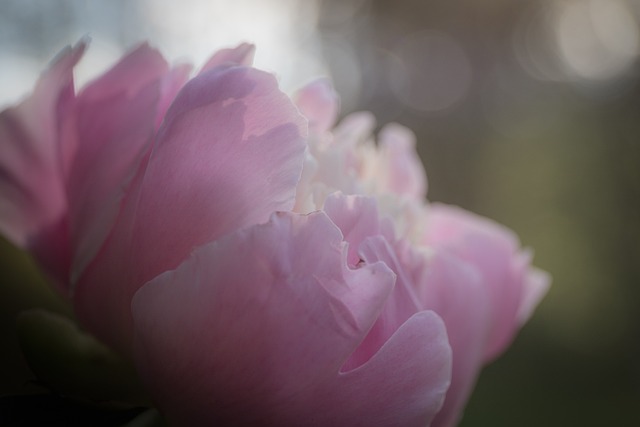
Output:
[0, 236, 72, 396]
[0, 239, 152, 426]
[457, 104, 640, 426]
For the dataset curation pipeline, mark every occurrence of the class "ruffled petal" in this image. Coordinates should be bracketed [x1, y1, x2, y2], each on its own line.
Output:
[322, 193, 426, 372]
[0, 41, 85, 284]
[345, 235, 424, 371]
[323, 193, 381, 266]
[132, 211, 451, 427]
[74, 65, 307, 353]
[293, 78, 339, 133]
[67, 44, 169, 283]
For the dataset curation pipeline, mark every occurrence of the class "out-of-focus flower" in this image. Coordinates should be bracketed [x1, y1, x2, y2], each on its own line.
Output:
[0, 42, 548, 426]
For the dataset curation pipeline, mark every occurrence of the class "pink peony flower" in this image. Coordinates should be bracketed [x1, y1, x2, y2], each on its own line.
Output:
[0, 42, 549, 426]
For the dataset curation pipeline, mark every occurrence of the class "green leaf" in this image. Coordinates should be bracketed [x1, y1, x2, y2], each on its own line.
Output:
[16, 309, 150, 407]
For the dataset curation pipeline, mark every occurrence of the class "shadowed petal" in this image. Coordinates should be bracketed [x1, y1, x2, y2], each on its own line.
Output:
[132, 211, 451, 427]
[67, 44, 169, 283]
[0, 41, 85, 285]
[74, 65, 307, 353]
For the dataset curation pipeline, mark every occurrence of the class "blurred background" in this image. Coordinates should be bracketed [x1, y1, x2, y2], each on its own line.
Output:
[1, 0, 639, 425]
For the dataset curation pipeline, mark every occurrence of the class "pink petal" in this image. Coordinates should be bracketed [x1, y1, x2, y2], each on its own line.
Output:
[344, 235, 424, 371]
[74, 65, 307, 353]
[0, 41, 85, 285]
[322, 193, 425, 371]
[517, 261, 551, 324]
[377, 123, 427, 198]
[134, 64, 308, 292]
[132, 211, 451, 427]
[333, 111, 376, 144]
[293, 78, 340, 133]
[419, 250, 490, 427]
[292, 149, 319, 213]
[66, 44, 170, 283]
[305, 112, 376, 197]
[199, 43, 256, 74]
[155, 63, 193, 129]
[323, 193, 381, 266]
[324, 193, 430, 369]
[334, 311, 451, 427]
[76, 43, 168, 102]
[425, 203, 528, 361]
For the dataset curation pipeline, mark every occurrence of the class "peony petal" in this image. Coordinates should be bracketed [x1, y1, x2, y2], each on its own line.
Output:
[517, 263, 551, 324]
[332, 111, 376, 144]
[323, 193, 381, 267]
[425, 203, 527, 361]
[302, 112, 377, 199]
[76, 43, 168, 103]
[132, 211, 393, 425]
[74, 65, 307, 353]
[199, 43, 256, 74]
[0, 40, 85, 284]
[132, 211, 451, 426]
[377, 123, 427, 198]
[419, 250, 490, 427]
[323, 193, 429, 373]
[345, 235, 424, 371]
[67, 44, 169, 283]
[333, 311, 451, 427]
[292, 149, 319, 213]
[293, 78, 339, 133]
[155, 63, 192, 129]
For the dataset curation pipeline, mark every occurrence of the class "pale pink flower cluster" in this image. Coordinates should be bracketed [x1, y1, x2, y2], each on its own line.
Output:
[0, 42, 549, 427]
